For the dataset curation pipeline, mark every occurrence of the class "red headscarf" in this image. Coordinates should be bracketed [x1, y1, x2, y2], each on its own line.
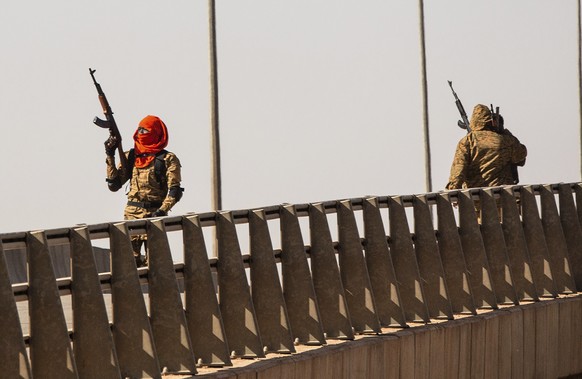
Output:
[133, 115, 169, 168]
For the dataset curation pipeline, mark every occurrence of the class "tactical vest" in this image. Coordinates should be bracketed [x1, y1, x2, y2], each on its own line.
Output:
[127, 149, 168, 186]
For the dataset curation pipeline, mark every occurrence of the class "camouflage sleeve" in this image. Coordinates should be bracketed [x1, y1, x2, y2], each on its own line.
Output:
[503, 129, 527, 166]
[105, 151, 131, 191]
[446, 138, 470, 190]
[159, 153, 183, 213]
[105, 155, 116, 179]
[514, 143, 527, 166]
[512, 140, 527, 166]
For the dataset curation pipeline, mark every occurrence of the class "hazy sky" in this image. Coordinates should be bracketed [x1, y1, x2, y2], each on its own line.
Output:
[0, 0, 580, 235]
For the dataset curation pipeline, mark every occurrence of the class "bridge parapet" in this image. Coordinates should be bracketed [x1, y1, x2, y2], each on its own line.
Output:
[1, 183, 581, 378]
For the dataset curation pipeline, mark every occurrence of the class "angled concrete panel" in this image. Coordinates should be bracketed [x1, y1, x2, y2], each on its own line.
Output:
[412, 195, 454, 320]
[387, 196, 430, 323]
[499, 188, 539, 301]
[216, 212, 264, 358]
[27, 231, 78, 379]
[336, 200, 382, 332]
[558, 184, 582, 290]
[280, 204, 326, 345]
[436, 193, 476, 315]
[70, 227, 121, 379]
[248, 209, 296, 352]
[520, 187, 558, 297]
[479, 189, 518, 305]
[457, 190, 498, 309]
[308, 203, 354, 339]
[109, 223, 161, 379]
[147, 219, 197, 374]
[0, 241, 31, 378]
[575, 184, 582, 226]
[182, 215, 231, 366]
[539, 185, 576, 294]
[362, 197, 407, 327]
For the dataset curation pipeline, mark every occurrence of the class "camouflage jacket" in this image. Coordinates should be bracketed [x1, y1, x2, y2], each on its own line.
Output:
[106, 150, 182, 219]
[446, 104, 527, 189]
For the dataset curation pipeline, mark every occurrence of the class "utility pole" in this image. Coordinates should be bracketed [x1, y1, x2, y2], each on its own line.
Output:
[418, 0, 432, 192]
[209, 0, 222, 211]
[579, 0, 582, 180]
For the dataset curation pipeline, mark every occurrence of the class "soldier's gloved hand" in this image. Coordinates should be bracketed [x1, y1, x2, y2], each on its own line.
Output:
[148, 209, 167, 218]
[104, 135, 119, 156]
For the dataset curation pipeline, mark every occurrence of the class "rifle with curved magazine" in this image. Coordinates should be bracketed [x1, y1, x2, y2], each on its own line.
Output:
[89, 68, 129, 174]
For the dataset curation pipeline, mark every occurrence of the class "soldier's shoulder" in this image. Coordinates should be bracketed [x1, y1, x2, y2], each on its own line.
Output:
[160, 150, 177, 158]
[471, 129, 502, 140]
[163, 151, 181, 165]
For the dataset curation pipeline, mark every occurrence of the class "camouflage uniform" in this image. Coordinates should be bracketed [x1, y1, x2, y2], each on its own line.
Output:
[106, 151, 182, 265]
[105, 115, 183, 266]
[446, 104, 527, 190]
[106, 152, 182, 217]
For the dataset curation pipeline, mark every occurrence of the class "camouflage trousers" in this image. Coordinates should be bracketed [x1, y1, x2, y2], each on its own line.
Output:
[124, 203, 157, 267]
[131, 236, 148, 267]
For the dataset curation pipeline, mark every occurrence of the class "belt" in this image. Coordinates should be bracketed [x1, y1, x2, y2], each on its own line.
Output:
[127, 200, 162, 209]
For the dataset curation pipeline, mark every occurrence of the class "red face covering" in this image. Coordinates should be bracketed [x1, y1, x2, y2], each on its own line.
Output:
[133, 115, 169, 168]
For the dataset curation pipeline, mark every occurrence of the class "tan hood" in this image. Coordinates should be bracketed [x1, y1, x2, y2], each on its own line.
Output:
[469, 104, 493, 131]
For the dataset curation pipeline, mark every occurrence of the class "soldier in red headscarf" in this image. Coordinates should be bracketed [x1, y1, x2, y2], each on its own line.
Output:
[105, 115, 184, 266]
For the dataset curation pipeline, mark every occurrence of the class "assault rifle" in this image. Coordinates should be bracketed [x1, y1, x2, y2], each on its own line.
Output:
[448, 80, 471, 132]
[89, 68, 129, 174]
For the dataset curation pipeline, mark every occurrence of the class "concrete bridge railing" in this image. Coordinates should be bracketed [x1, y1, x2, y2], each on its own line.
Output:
[1, 183, 581, 378]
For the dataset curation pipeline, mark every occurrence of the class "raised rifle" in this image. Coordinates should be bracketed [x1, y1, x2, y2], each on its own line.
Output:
[89, 68, 129, 174]
[448, 80, 471, 132]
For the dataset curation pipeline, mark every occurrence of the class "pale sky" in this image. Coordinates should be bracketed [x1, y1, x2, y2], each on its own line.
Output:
[1, 0, 580, 235]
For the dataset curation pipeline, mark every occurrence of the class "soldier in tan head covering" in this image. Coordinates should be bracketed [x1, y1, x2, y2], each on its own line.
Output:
[446, 104, 527, 190]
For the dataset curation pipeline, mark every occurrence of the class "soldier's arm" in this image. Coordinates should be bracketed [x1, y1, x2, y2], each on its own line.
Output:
[446, 139, 470, 190]
[503, 130, 527, 166]
[105, 152, 131, 192]
[513, 144, 527, 166]
[159, 153, 184, 213]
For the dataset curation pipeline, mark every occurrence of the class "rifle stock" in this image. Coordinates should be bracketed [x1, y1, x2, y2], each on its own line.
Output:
[89, 68, 129, 174]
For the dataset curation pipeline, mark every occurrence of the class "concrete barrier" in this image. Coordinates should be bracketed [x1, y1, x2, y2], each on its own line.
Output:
[1, 183, 581, 378]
